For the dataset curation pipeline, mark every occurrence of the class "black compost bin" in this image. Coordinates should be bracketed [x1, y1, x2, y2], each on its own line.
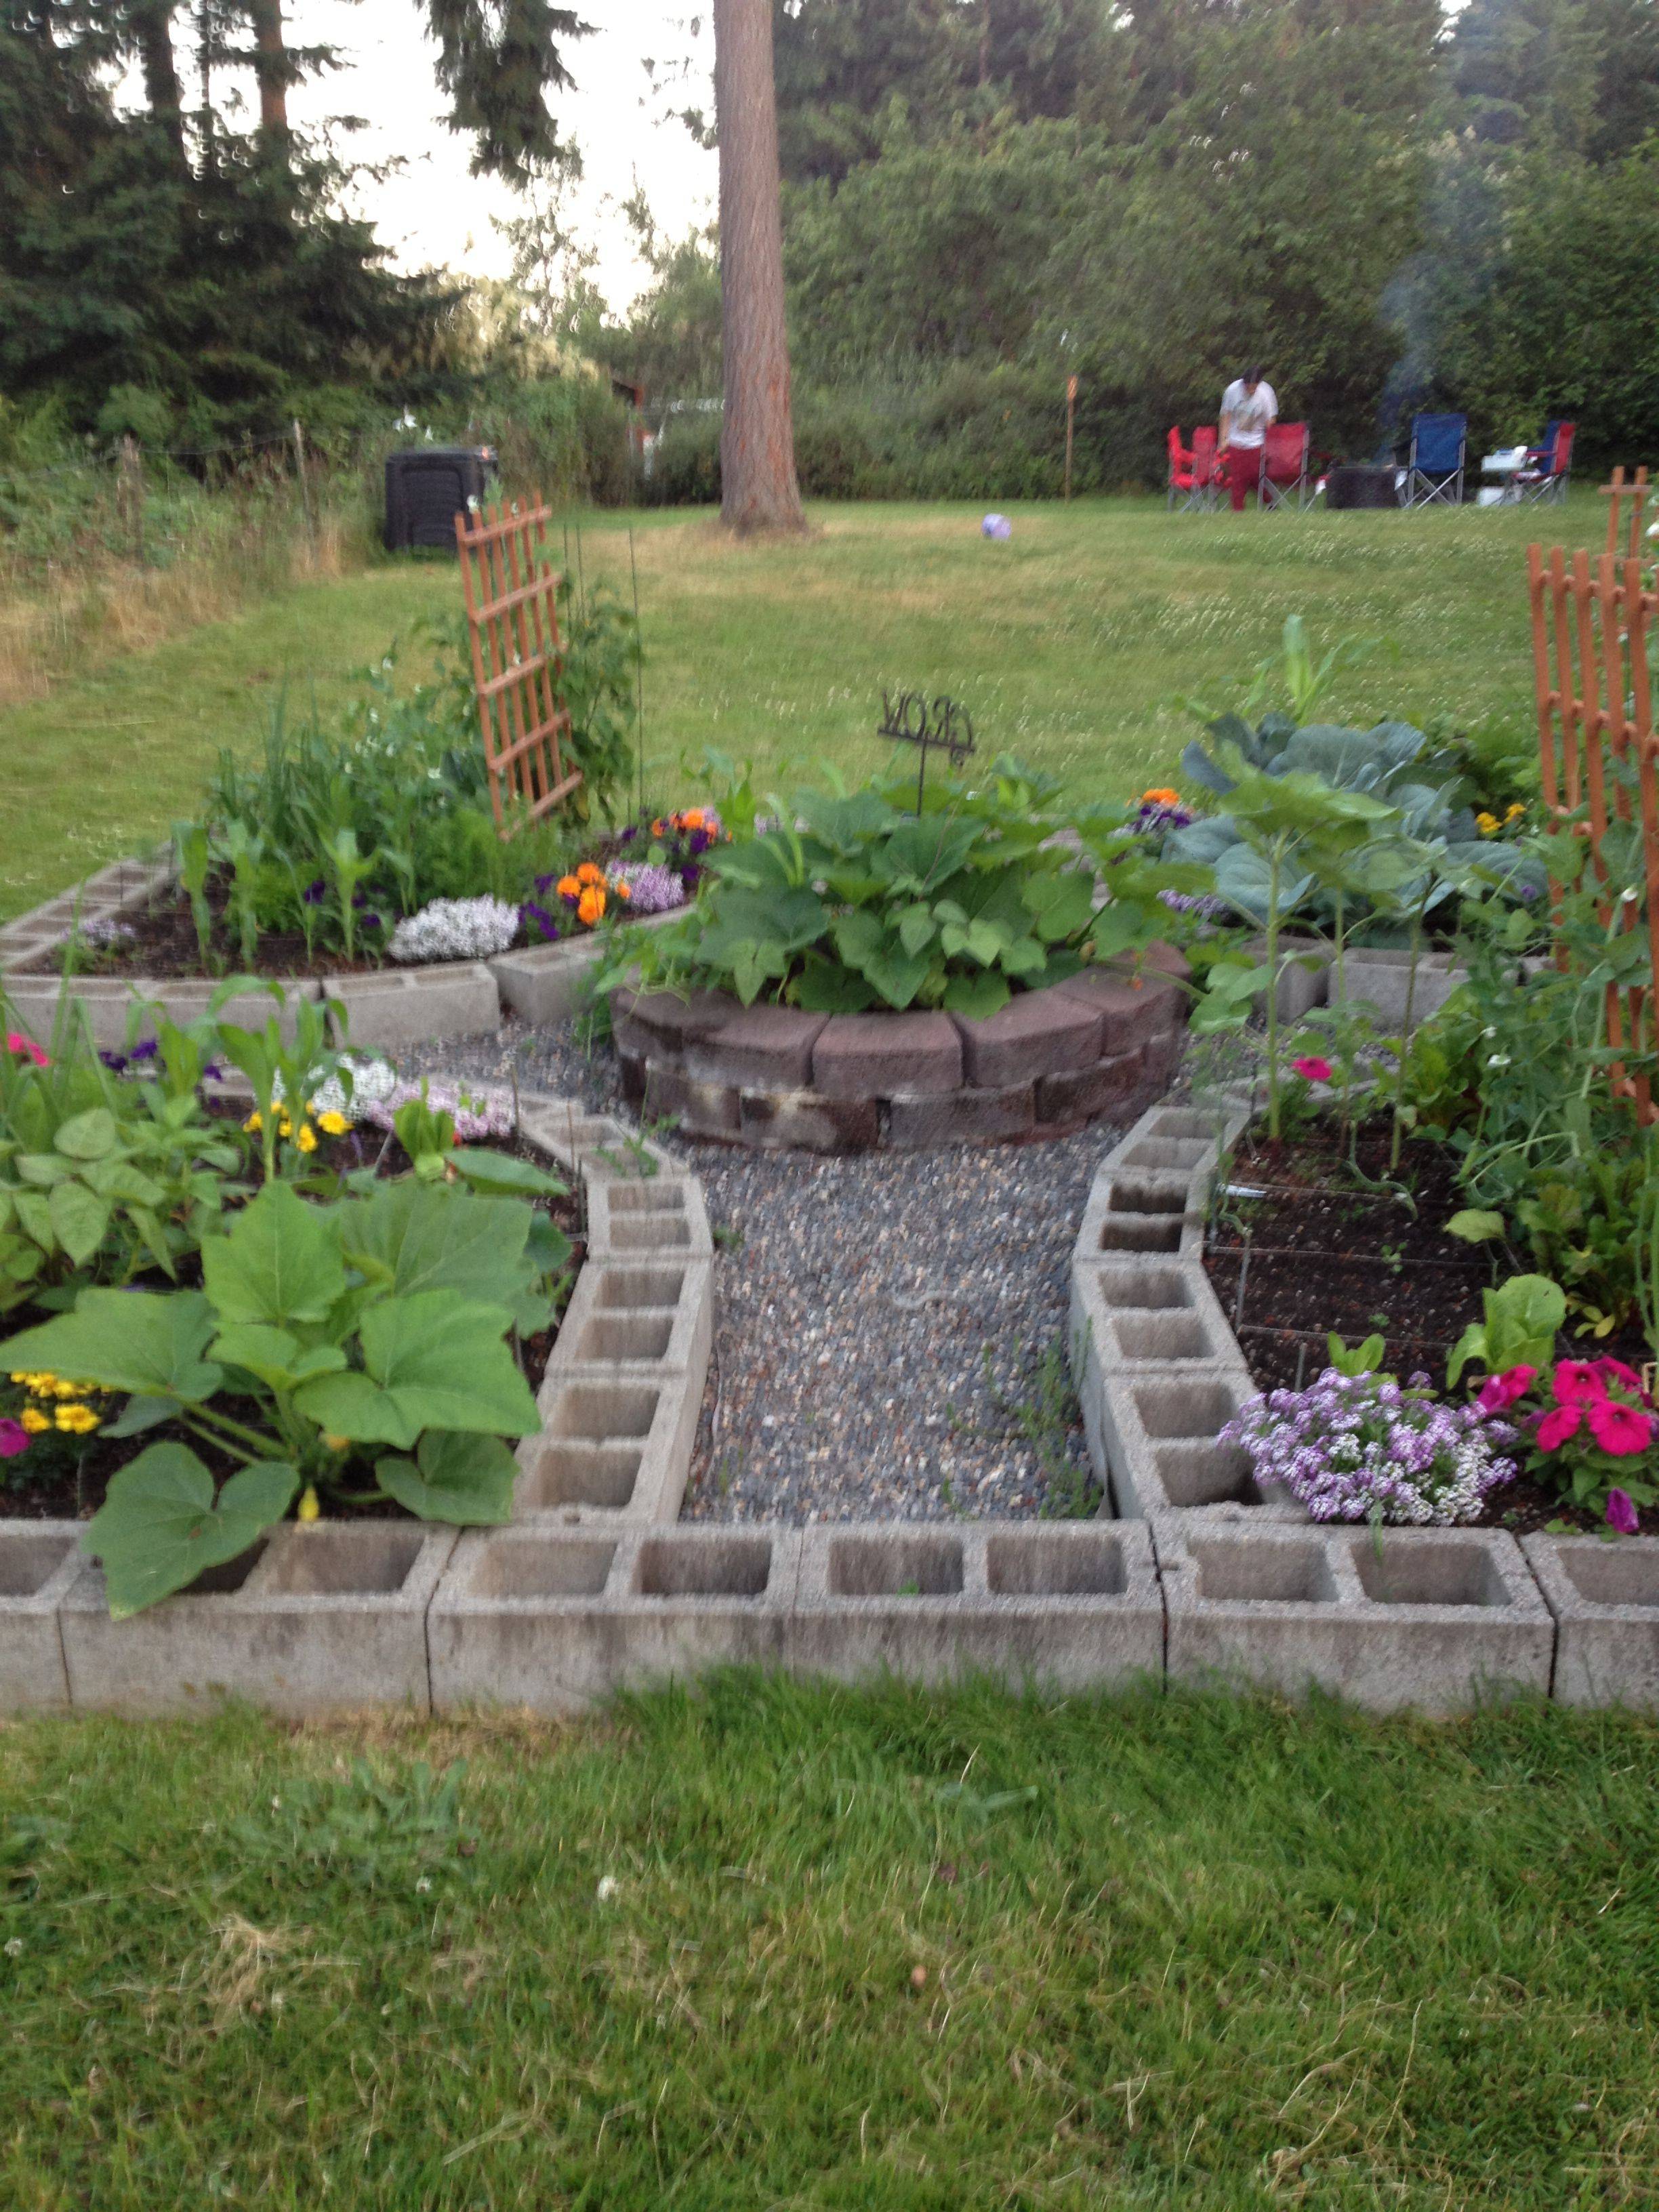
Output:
[384, 446, 495, 551]
[1325, 464, 1400, 511]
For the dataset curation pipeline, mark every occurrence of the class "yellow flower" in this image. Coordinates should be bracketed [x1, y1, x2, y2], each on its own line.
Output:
[243, 1111, 262, 1132]
[18, 1408, 49, 1434]
[293, 1123, 318, 1153]
[52, 1378, 82, 1398]
[297, 1485, 321, 1523]
[54, 1404, 99, 1434]
[1505, 802, 1525, 821]
[323, 1433, 350, 1452]
[1475, 811, 1499, 836]
[316, 1110, 349, 1136]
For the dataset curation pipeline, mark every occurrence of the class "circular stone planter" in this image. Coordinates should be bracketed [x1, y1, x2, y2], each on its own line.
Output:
[612, 947, 1191, 1153]
[0, 857, 685, 1050]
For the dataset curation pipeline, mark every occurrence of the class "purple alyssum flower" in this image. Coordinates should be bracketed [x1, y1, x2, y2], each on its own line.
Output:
[1218, 1368, 1518, 1525]
[621, 864, 687, 917]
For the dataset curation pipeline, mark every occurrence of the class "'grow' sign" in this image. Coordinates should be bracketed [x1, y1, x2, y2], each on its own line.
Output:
[878, 689, 976, 809]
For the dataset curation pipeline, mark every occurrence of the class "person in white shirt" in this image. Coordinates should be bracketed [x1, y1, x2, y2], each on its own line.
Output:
[1219, 367, 1277, 510]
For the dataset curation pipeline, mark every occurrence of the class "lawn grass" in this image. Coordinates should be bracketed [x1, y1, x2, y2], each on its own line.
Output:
[1, 494, 1584, 922]
[2, 1675, 1656, 2208]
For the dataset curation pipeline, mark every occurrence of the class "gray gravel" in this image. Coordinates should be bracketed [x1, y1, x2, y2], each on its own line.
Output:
[399, 1019, 1118, 1523]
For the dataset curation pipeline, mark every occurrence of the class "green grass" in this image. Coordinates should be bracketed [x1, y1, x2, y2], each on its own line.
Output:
[1, 494, 1586, 922]
[2, 1677, 1656, 2207]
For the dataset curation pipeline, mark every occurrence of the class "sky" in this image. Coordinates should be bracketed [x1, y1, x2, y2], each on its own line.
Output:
[285, 0, 718, 306]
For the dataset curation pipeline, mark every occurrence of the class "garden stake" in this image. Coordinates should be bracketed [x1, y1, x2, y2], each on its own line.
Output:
[1233, 1234, 1252, 1332]
[1294, 1340, 1307, 1390]
[629, 526, 645, 819]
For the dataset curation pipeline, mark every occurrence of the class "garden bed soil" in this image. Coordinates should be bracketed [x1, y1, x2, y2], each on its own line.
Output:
[1201, 1113, 1652, 1537]
[22, 879, 631, 982]
[1, 1118, 581, 1524]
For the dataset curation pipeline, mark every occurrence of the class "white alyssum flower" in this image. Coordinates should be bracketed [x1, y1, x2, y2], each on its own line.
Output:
[389, 896, 521, 965]
[274, 1054, 400, 1126]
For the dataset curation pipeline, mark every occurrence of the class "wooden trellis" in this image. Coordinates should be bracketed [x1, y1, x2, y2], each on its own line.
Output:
[1528, 527, 1659, 1122]
[455, 495, 581, 836]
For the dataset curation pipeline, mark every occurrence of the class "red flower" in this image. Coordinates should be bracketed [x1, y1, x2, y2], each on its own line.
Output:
[1606, 1488, 1641, 1534]
[1553, 1361, 1607, 1407]
[1595, 1357, 1648, 1399]
[1536, 1404, 1582, 1451]
[1290, 1056, 1333, 1083]
[1477, 1364, 1536, 1414]
[0, 1418, 29, 1459]
[5, 1030, 48, 1067]
[1586, 1397, 1654, 1457]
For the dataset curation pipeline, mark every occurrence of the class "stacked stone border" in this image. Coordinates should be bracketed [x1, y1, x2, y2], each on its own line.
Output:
[0, 856, 683, 1050]
[1066, 1094, 1659, 1713]
[610, 951, 1191, 1153]
[5, 1082, 1659, 1717]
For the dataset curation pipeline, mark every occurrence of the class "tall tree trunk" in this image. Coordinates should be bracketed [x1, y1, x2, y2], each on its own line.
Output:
[248, 0, 288, 133]
[712, 0, 804, 534]
[131, 0, 191, 173]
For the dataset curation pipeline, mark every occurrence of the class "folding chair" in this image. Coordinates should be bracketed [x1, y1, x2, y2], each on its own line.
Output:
[1405, 413, 1467, 506]
[1258, 422, 1312, 510]
[1189, 425, 1220, 512]
[1166, 426, 1195, 509]
[1516, 421, 1575, 505]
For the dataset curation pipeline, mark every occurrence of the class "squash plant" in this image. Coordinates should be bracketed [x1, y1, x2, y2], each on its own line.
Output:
[622, 761, 1206, 1019]
[0, 1174, 563, 1616]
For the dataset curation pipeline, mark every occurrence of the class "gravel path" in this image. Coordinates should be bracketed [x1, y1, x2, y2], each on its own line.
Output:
[400, 1019, 1118, 1522]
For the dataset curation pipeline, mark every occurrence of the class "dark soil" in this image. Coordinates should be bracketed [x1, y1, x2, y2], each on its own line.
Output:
[2, 1119, 580, 1523]
[1201, 1113, 1652, 1536]
[25, 874, 643, 981]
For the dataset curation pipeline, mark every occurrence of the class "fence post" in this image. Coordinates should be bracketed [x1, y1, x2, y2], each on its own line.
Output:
[291, 418, 316, 552]
[119, 435, 145, 564]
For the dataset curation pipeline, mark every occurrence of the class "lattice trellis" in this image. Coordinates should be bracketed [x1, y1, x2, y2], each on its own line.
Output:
[1528, 528, 1659, 1122]
[455, 496, 582, 836]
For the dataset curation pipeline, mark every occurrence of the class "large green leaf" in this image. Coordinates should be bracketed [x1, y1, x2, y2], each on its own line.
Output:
[83, 1445, 298, 1619]
[48, 1180, 110, 1267]
[202, 1181, 345, 1328]
[375, 1430, 517, 1523]
[295, 1290, 537, 1442]
[53, 1108, 119, 1162]
[210, 1324, 348, 1393]
[1021, 868, 1094, 943]
[339, 1181, 533, 1304]
[448, 1149, 567, 1199]
[0, 1289, 222, 1402]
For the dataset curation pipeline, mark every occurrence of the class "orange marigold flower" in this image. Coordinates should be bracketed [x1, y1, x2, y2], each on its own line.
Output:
[614, 879, 632, 901]
[576, 861, 606, 886]
[556, 874, 582, 899]
[651, 819, 667, 838]
[679, 808, 706, 831]
[577, 885, 607, 926]
[1141, 787, 1181, 806]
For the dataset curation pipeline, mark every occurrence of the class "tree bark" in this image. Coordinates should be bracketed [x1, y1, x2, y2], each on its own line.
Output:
[713, 0, 804, 534]
[249, 0, 288, 134]
[131, 0, 191, 173]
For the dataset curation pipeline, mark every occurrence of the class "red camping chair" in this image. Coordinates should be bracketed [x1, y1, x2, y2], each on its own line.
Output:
[1189, 425, 1220, 510]
[1166, 427, 1196, 508]
[1258, 422, 1313, 510]
[1167, 426, 1219, 512]
[1517, 421, 1575, 505]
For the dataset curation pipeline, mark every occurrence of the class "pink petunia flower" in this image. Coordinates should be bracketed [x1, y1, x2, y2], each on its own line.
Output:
[1291, 1056, 1333, 1084]
[1585, 1397, 1655, 1457]
[1536, 1404, 1582, 1451]
[1595, 1357, 1649, 1399]
[1477, 1365, 1536, 1414]
[1605, 1488, 1641, 1535]
[0, 1418, 30, 1458]
[1553, 1361, 1608, 1408]
[4, 1031, 48, 1067]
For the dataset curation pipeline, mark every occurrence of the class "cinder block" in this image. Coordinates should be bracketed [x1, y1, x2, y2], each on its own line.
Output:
[788, 1522, 1162, 1690]
[1084, 1363, 1285, 1519]
[813, 1010, 962, 1097]
[1071, 1258, 1248, 1372]
[1523, 1534, 1659, 1708]
[687, 1004, 830, 1091]
[1331, 949, 1467, 1033]
[1076, 1172, 1195, 1261]
[489, 937, 601, 1025]
[515, 1359, 704, 1523]
[60, 1524, 457, 1716]
[886, 1082, 1036, 1147]
[1035, 1046, 1146, 1126]
[737, 1088, 881, 1152]
[1156, 1519, 1554, 1713]
[0, 1522, 81, 1711]
[1055, 965, 1184, 1050]
[1246, 933, 1331, 1020]
[6, 974, 321, 1050]
[949, 985, 1103, 1087]
[547, 1258, 712, 1381]
[323, 964, 500, 1048]
[586, 1176, 713, 1259]
[516, 1095, 680, 1182]
[430, 1525, 803, 1713]
[611, 986, 739, 1063]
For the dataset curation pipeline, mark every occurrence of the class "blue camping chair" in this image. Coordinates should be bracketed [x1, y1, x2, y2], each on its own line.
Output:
[1406, 413, 1467, 507]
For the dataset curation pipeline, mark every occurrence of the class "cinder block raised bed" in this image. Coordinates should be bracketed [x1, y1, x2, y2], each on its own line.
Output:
[611, 951, 1191, 1153]
[1523, 1533, 1659, 1709]
[1155, 1519, 1554, 1712]
[0, 1522, 83, 1710]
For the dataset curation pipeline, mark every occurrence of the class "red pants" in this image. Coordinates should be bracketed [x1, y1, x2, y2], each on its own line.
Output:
[1224, 444, 1262, 511]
